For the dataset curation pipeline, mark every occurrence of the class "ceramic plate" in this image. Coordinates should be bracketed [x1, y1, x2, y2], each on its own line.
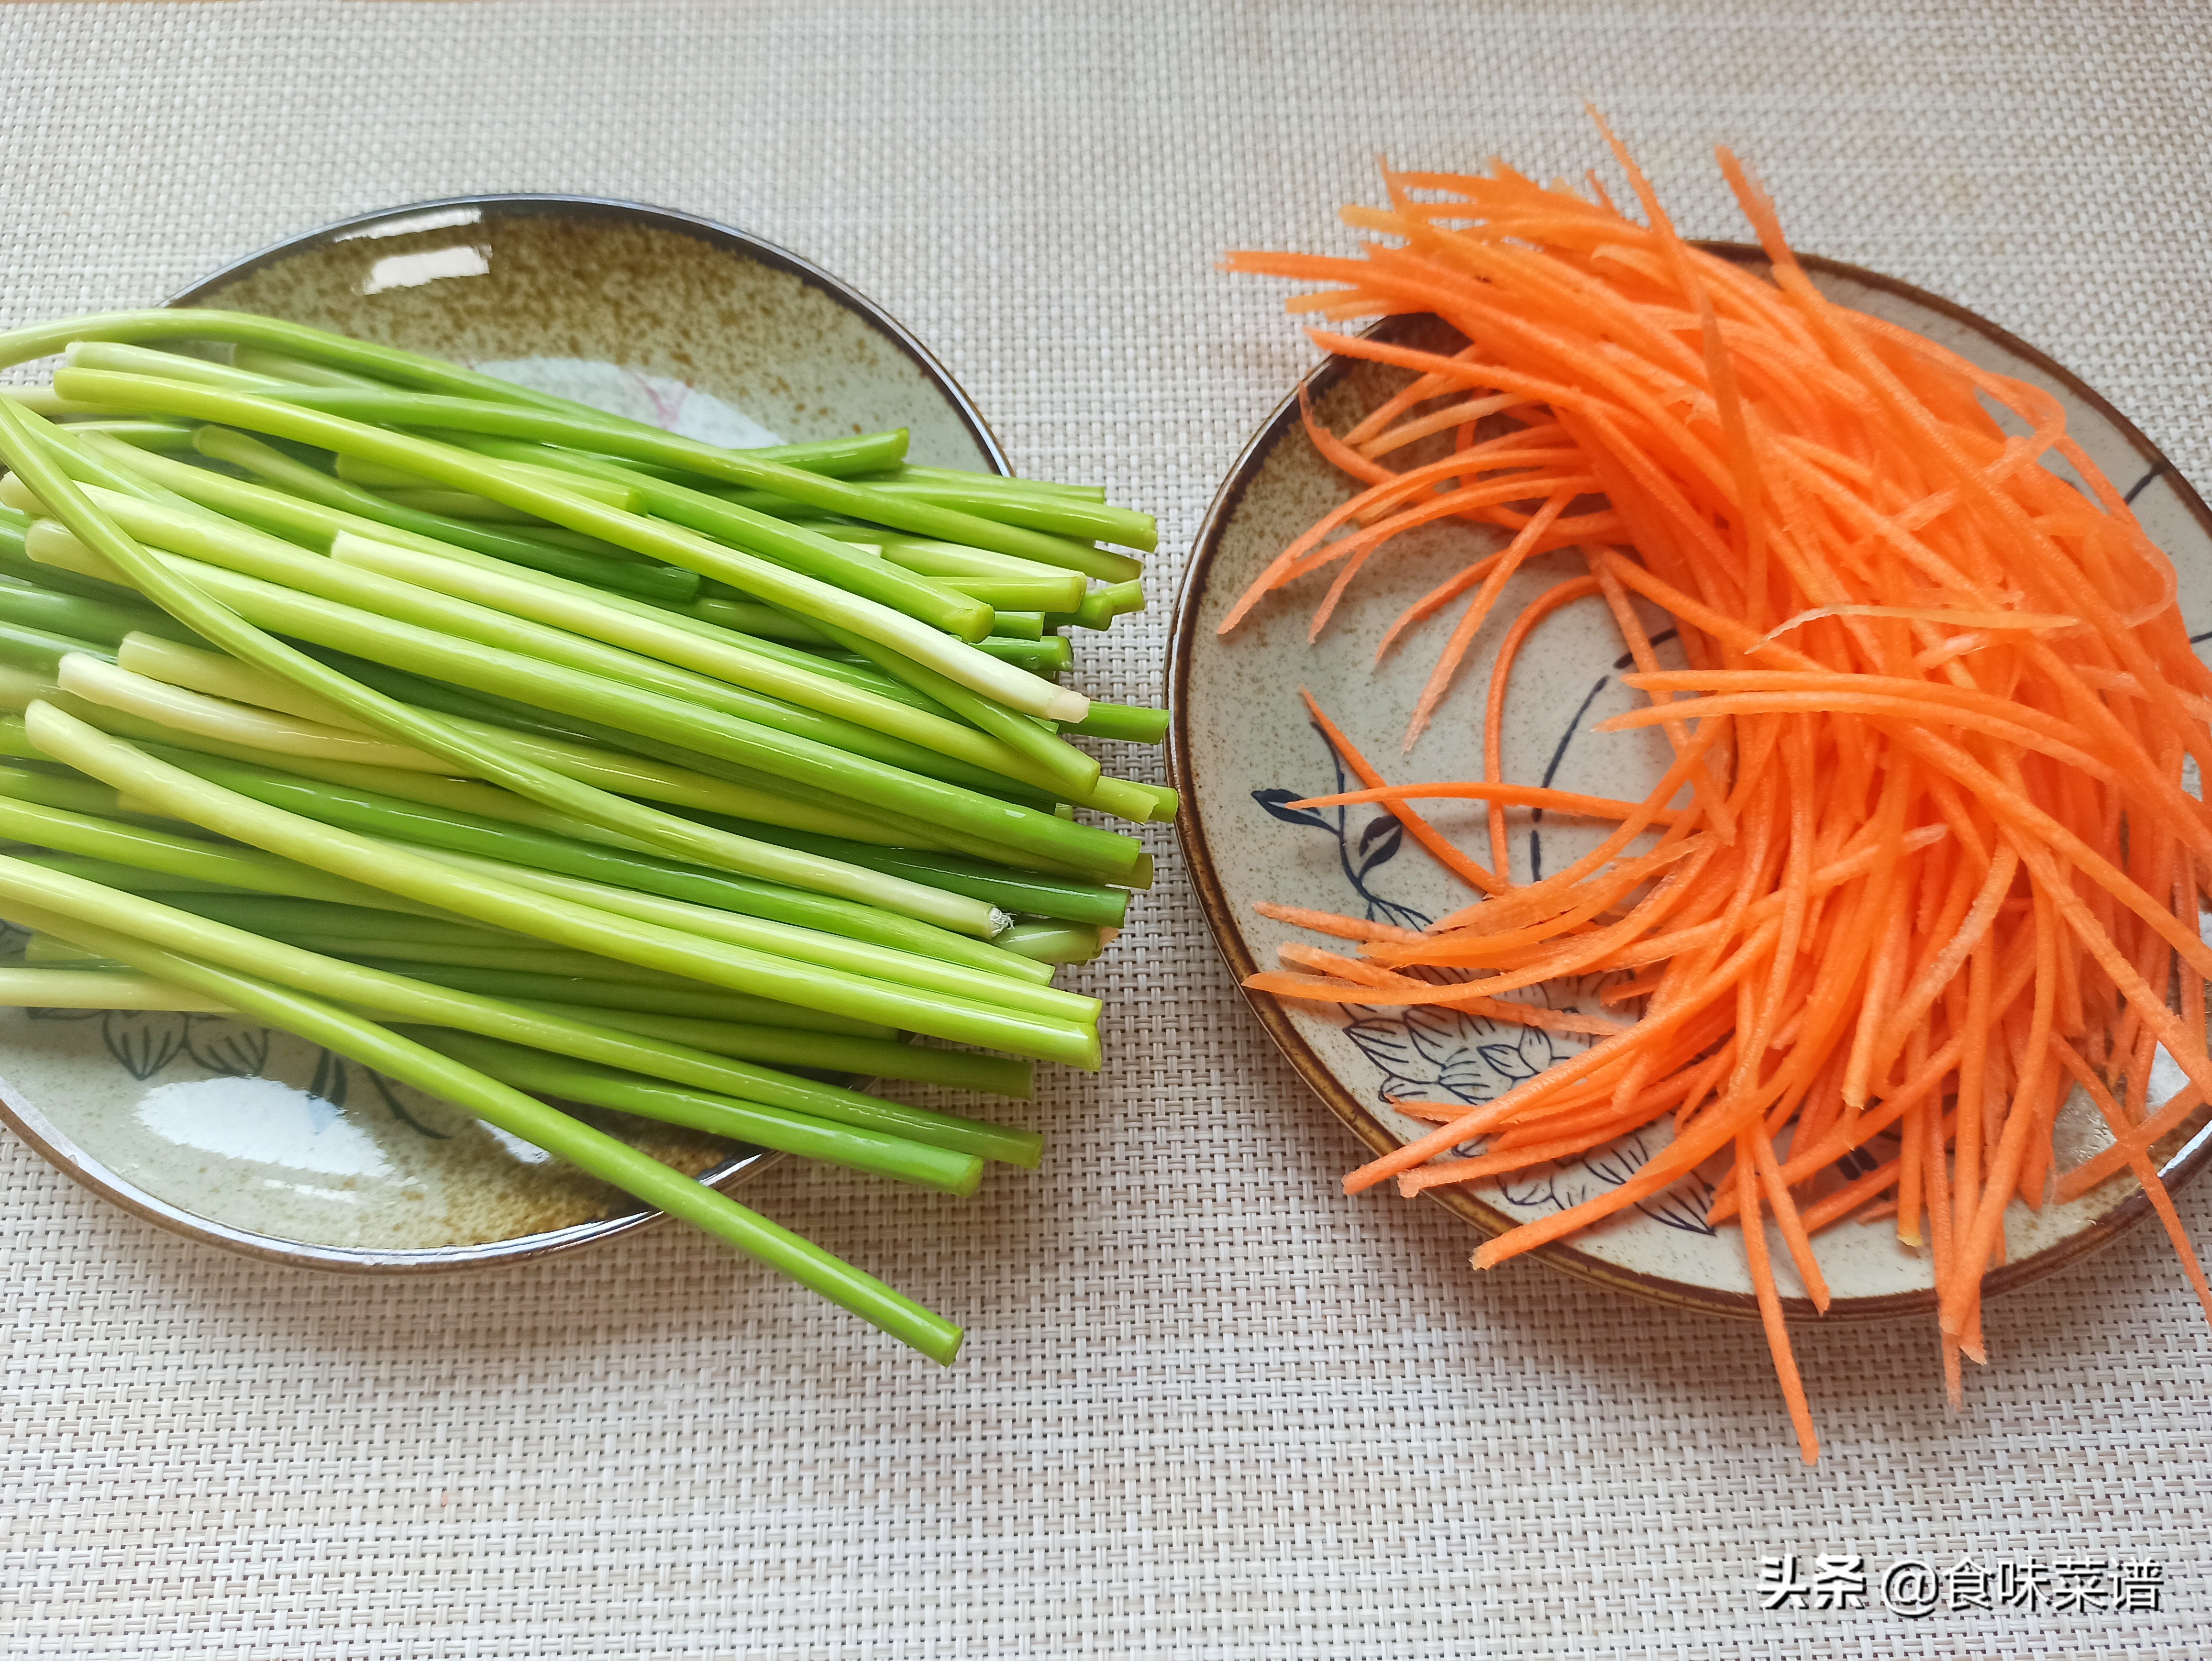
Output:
[0, 195, 1006, 1271]
[1170, 245, 2212, 1320]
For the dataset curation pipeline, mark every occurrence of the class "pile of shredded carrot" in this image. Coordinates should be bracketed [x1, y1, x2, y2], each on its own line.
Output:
[1220, 125, 2212, 1462]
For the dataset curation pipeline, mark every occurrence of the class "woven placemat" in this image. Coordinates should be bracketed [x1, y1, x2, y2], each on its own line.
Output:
[1, 2, 2208, 1655]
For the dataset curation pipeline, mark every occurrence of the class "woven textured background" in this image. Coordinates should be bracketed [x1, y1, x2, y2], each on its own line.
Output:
[3, 2, 2211, 1655]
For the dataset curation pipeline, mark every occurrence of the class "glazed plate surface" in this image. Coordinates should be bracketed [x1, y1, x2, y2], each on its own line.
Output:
[1170, 245, 2212, 1319]
[0, 195, 1005, 1270]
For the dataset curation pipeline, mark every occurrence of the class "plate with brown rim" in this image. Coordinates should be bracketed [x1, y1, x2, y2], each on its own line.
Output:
[1167, 244, 2212, 1321]
[0, 194, 1006, 1273]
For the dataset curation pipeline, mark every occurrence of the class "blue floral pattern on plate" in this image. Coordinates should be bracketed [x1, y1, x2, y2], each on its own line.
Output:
[3, 909, 446, 1139]
[1254, 719, 1716, 1236]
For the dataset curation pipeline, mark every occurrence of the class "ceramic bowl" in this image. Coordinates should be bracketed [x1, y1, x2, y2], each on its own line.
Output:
[1169, 245, 2212, 1320]
[0, 195, 1006, 1271]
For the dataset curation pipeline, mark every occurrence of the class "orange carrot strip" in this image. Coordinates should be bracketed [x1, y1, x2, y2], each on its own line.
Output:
[1482, 574, 1604, 876]
[2053, 1083, 2208, 1201]
[1251, 901, 1425, 944]
[1734, 1132, 1821, 1464]
[1404, 493, 1576, 743]
[1290, 781, 1680, 825]
[2050, 1037, 2212, 1327]
[1297, 690, 1505, 894]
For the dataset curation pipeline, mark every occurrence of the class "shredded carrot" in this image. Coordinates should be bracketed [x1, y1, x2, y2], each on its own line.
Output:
[1220, 128, 2212, 1460]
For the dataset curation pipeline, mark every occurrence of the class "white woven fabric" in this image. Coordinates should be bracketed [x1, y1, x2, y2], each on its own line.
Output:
[3, 2, 2211, 1655]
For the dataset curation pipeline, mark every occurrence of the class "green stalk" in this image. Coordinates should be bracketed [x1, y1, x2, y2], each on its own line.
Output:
[398, 1029, 985, 1196]
[51, 420, 197, 454]
[35, 522, 1144, 882]
[818, 533, 1061, 580]
[352, 959, 896, 1036]
[651, 611, 956, 718]
[0, 407, 1000, 932]
[556, 430, 913, 480]
[995, 920, 1108, 964]
[4, 434, 188, 513]
[0, 308, 780, 428]
[370, 487, 557, 523]
[331, 447, 641, 512]
[47, 314, 920, 477]
[970, 636, 1072, 674]
[861, 564, 1080, 614]
[321, 535, 1035, 783]
[695, 490, 1144, 581]
[1064, 702, 1172, 744]
[0, 744, 164, 816]
[0, 965, 234, 1009]
[271, 642, 951, 837]
[283, 650, 952, 850]
[32, 928, 540, 980]
[894, 465, 1105, 499]
[81, 735, 1022, 972]
[44, 493, 1018, 792]
[26, 701, 1101, 1066]
[66, 341, 289, 393]
[444, 437, 997, 641]
[521, 1002, 1036, 1105]
[721, 824, 1138, 926]
[1044, 579, 1147, 631]
[95, 724, 1042, 977]
[50, 370, 1080, 721]
[1133, 783, 1180, 821]
[405, 847, 1083, 1012]
[799, 609, 1098, 797]
[424, 665, 1076, 825]
[42, 505, 1031, 814]
[22, 935, 125, 966]
[0, 886, 961, 1362]
[12, 310, 911, 475]
[163, 933, 697, 986]
[323, 534, 1160, 820]
[326, 531, 1041, 773]
[685, 597, 828, 643]
[121, 892, 512, 948]
[61, 653, 464, 774]
[0, 551, 152, 609]
[0, 581, 199, 650]
[0, 553, 118, 613]
[208, 908, 1068, 1025]
[1, 388, 100, 417]
[0, 505, 153, 604]
[30, 689, 680, 853]
[0, 617, 108, 678]
[113, 631, 951, 832]
[840, 474, 1157, 552]
[0, 847, 1053, 1163]
[235, 382, 1118, 569]
[179, 428, 699, 601]
[0, 780, 445, 914]
[114, 632, 382, 727]
[4, 852, 269, 896]
[20, 914, 685, 992]
[397, 832, 1061, 1007]
[320, 941, 646, 980]
[815, 529, 1092, 610]
[230, 347, 389, 389]
[29, 616, 1009, 942]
